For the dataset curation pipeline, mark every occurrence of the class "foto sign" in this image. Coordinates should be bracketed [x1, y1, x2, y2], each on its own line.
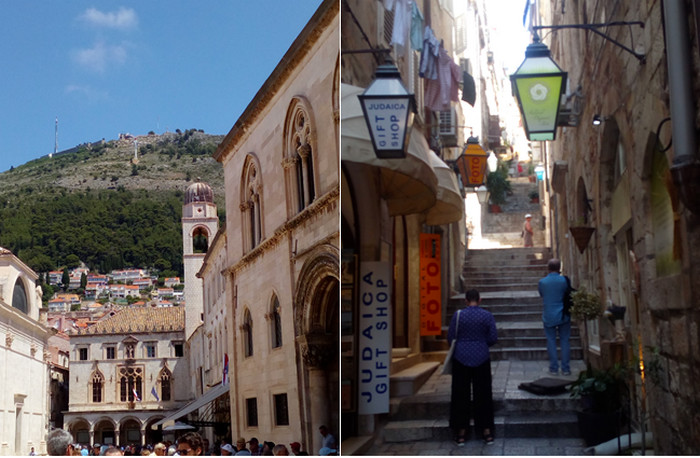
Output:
[419, 233, 441, 336]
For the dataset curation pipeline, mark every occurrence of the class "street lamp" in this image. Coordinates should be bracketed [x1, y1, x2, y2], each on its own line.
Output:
[510, 34, 567, 141]
[475, 185, 490, 205]
[455, 136, 489, 187]
[358, 62, 416, 158]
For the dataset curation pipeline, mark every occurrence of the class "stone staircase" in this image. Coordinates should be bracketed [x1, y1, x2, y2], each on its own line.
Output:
[381, 178, 588, 443]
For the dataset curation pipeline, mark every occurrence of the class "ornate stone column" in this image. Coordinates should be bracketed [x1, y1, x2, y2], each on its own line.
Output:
[299, 333, 334, 454]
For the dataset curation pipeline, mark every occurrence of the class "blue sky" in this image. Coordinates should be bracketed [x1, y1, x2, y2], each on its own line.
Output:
[0, 1, 324, 173]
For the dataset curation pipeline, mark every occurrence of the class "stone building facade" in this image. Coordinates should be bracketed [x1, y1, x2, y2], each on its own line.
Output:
[533, 0, 700, 453]
[64, 307, 189, 448]
[0, 247, 50, 455]
[213, 0, 339, 453]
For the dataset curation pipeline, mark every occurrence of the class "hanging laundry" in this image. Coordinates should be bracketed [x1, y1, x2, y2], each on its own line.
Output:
[424, 47, 463, 112]
[419, 26, 440, 80]
[462, 71, 476, 106]
[410, 1, 424, 51]
[383, 0, 411, 48]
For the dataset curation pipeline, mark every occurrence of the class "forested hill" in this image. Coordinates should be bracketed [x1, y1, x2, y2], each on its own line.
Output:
[0, 130, 225, 277]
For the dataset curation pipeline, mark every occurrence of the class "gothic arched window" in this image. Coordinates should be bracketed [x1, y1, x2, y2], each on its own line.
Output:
[241, 158, 262, 252]
[119, 367, 143, 402]
[270, 296, 282, 349]
[285, 100, 316, 215]
[159, 368, 172, 402]
[243, 309, 253, 358]
[91, 371, 104, 403]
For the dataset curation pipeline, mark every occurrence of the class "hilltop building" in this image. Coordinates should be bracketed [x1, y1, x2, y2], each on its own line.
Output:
[0, 247, 51, 455]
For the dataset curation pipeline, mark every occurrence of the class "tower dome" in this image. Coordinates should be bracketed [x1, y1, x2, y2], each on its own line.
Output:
[184, 180, 214, 204]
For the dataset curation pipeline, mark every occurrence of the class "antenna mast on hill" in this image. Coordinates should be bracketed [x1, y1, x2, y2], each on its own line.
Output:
[51, 117, 58, 158]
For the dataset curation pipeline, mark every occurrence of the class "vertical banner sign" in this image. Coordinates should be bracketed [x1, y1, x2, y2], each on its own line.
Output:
[358, 262, 391, 415]
[420, 233, 441, 336]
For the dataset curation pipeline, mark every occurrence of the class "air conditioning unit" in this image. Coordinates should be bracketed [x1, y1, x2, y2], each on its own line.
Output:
[438, 109, 458, 147]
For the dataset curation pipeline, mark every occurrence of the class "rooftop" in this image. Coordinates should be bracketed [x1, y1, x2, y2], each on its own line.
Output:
[75, 306, 184, 335]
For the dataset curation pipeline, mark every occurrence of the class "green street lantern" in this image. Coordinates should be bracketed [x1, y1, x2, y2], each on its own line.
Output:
[456, 136, 489, 187]
[358, 62, 416, 159]
[510, 35, 567, 141]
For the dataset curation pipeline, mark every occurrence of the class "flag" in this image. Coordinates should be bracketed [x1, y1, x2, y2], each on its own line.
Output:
[222, 353, 229, 385]
[133, 388, 141, 402]
[151, 386, 160, 402]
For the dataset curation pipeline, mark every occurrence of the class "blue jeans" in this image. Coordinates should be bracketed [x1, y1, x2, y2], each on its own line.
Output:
[544, 321, 571, 373]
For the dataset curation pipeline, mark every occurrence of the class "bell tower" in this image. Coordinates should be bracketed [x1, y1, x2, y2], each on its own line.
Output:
[182, 181, 218, 340]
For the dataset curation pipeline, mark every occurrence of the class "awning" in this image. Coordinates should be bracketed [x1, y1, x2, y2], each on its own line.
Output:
[154, 383, 229, 429]
[341, 83, 438, 216]
[425, 150, 464, 225]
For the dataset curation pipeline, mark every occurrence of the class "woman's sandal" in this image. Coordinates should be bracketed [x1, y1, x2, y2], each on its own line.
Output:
[455, 429, 467, 446]
[483, 429, 494, 445]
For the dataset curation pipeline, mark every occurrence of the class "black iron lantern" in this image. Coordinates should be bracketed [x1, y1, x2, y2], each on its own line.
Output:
[358, 62, 416, 158]
[510, 35, 567, 141]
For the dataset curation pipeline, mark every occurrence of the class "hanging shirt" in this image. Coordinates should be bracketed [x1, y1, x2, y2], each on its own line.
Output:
[424, 47, 462, 111]
[410, 1, 424, 50]
[384, 0, 411, 48]
[419, 26, 440, 79]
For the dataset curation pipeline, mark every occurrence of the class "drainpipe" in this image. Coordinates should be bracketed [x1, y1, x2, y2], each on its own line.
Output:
[665, 0, 700, 214]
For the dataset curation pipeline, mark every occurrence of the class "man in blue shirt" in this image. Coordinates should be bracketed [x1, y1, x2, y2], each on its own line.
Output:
[538, 258, 571, 375]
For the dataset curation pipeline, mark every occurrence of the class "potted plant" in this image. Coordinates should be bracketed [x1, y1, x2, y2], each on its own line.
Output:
[485, 163, 511, 212]
[528, 188, 539, 203]
[569, 364, 625, 446]
[569, 287, 603, 322]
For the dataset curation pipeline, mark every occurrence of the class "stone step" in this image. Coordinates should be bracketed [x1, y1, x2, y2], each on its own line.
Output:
[389, 362, 440, 398]
[383, 412, 580, 442]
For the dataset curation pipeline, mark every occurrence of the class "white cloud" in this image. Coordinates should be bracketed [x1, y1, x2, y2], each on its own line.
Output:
[79, 7, 138, 29]
[65, 84, 109, 102]
[72, 41, 128, 73]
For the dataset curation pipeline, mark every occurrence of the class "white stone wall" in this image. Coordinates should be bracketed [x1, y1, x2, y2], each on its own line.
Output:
[0, 252, 49, 456]
[217, 2, 339, 450]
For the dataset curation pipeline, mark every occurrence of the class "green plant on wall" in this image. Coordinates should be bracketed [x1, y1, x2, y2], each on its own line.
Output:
[570, 287, 603, 321]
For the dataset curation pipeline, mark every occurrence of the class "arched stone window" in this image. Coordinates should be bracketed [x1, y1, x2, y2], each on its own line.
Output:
[12, 279, 28, 314]
[159, 368, 172, 402]
[241, 157, 263, 252]
[284, 99, 317, 215]
[269, 296, 283, 349]
[192, 227, 209, 253]
[119, 367, 143, 402]
[91, 370, 104, 403]
[242, 309, 253, 357]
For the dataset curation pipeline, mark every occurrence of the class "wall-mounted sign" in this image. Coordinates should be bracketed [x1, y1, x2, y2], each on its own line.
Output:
[420, 233, 441, 336]
[357, 262, 392, 415]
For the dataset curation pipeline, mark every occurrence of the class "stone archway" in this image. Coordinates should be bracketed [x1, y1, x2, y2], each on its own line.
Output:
[145, 417, 164, 446]
[67, 419, 91, 446]
[294, 245, 339, 454]
[94, 418, 116, 446]
[120, 417, 143, 447]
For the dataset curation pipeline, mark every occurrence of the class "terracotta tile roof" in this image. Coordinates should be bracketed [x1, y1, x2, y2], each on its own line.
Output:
[76, 306, 184, 335]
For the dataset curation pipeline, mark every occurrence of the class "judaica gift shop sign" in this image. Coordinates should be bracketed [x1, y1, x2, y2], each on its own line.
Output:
[362, 100, 411, 158]
[420, 233, 441, 336]
[358, 262, 392, 415]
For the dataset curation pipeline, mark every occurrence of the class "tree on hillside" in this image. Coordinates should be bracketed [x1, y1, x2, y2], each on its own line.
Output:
[61, 268, 69, 289]
[65, 254, 81, 269]
[80, 272, 87, 289]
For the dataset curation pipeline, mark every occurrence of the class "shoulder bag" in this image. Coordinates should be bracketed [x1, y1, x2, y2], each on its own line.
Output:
[441, 309, 461, 375]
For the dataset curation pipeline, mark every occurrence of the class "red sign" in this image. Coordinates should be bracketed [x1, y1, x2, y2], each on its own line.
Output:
[419, 233, 441, 336]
